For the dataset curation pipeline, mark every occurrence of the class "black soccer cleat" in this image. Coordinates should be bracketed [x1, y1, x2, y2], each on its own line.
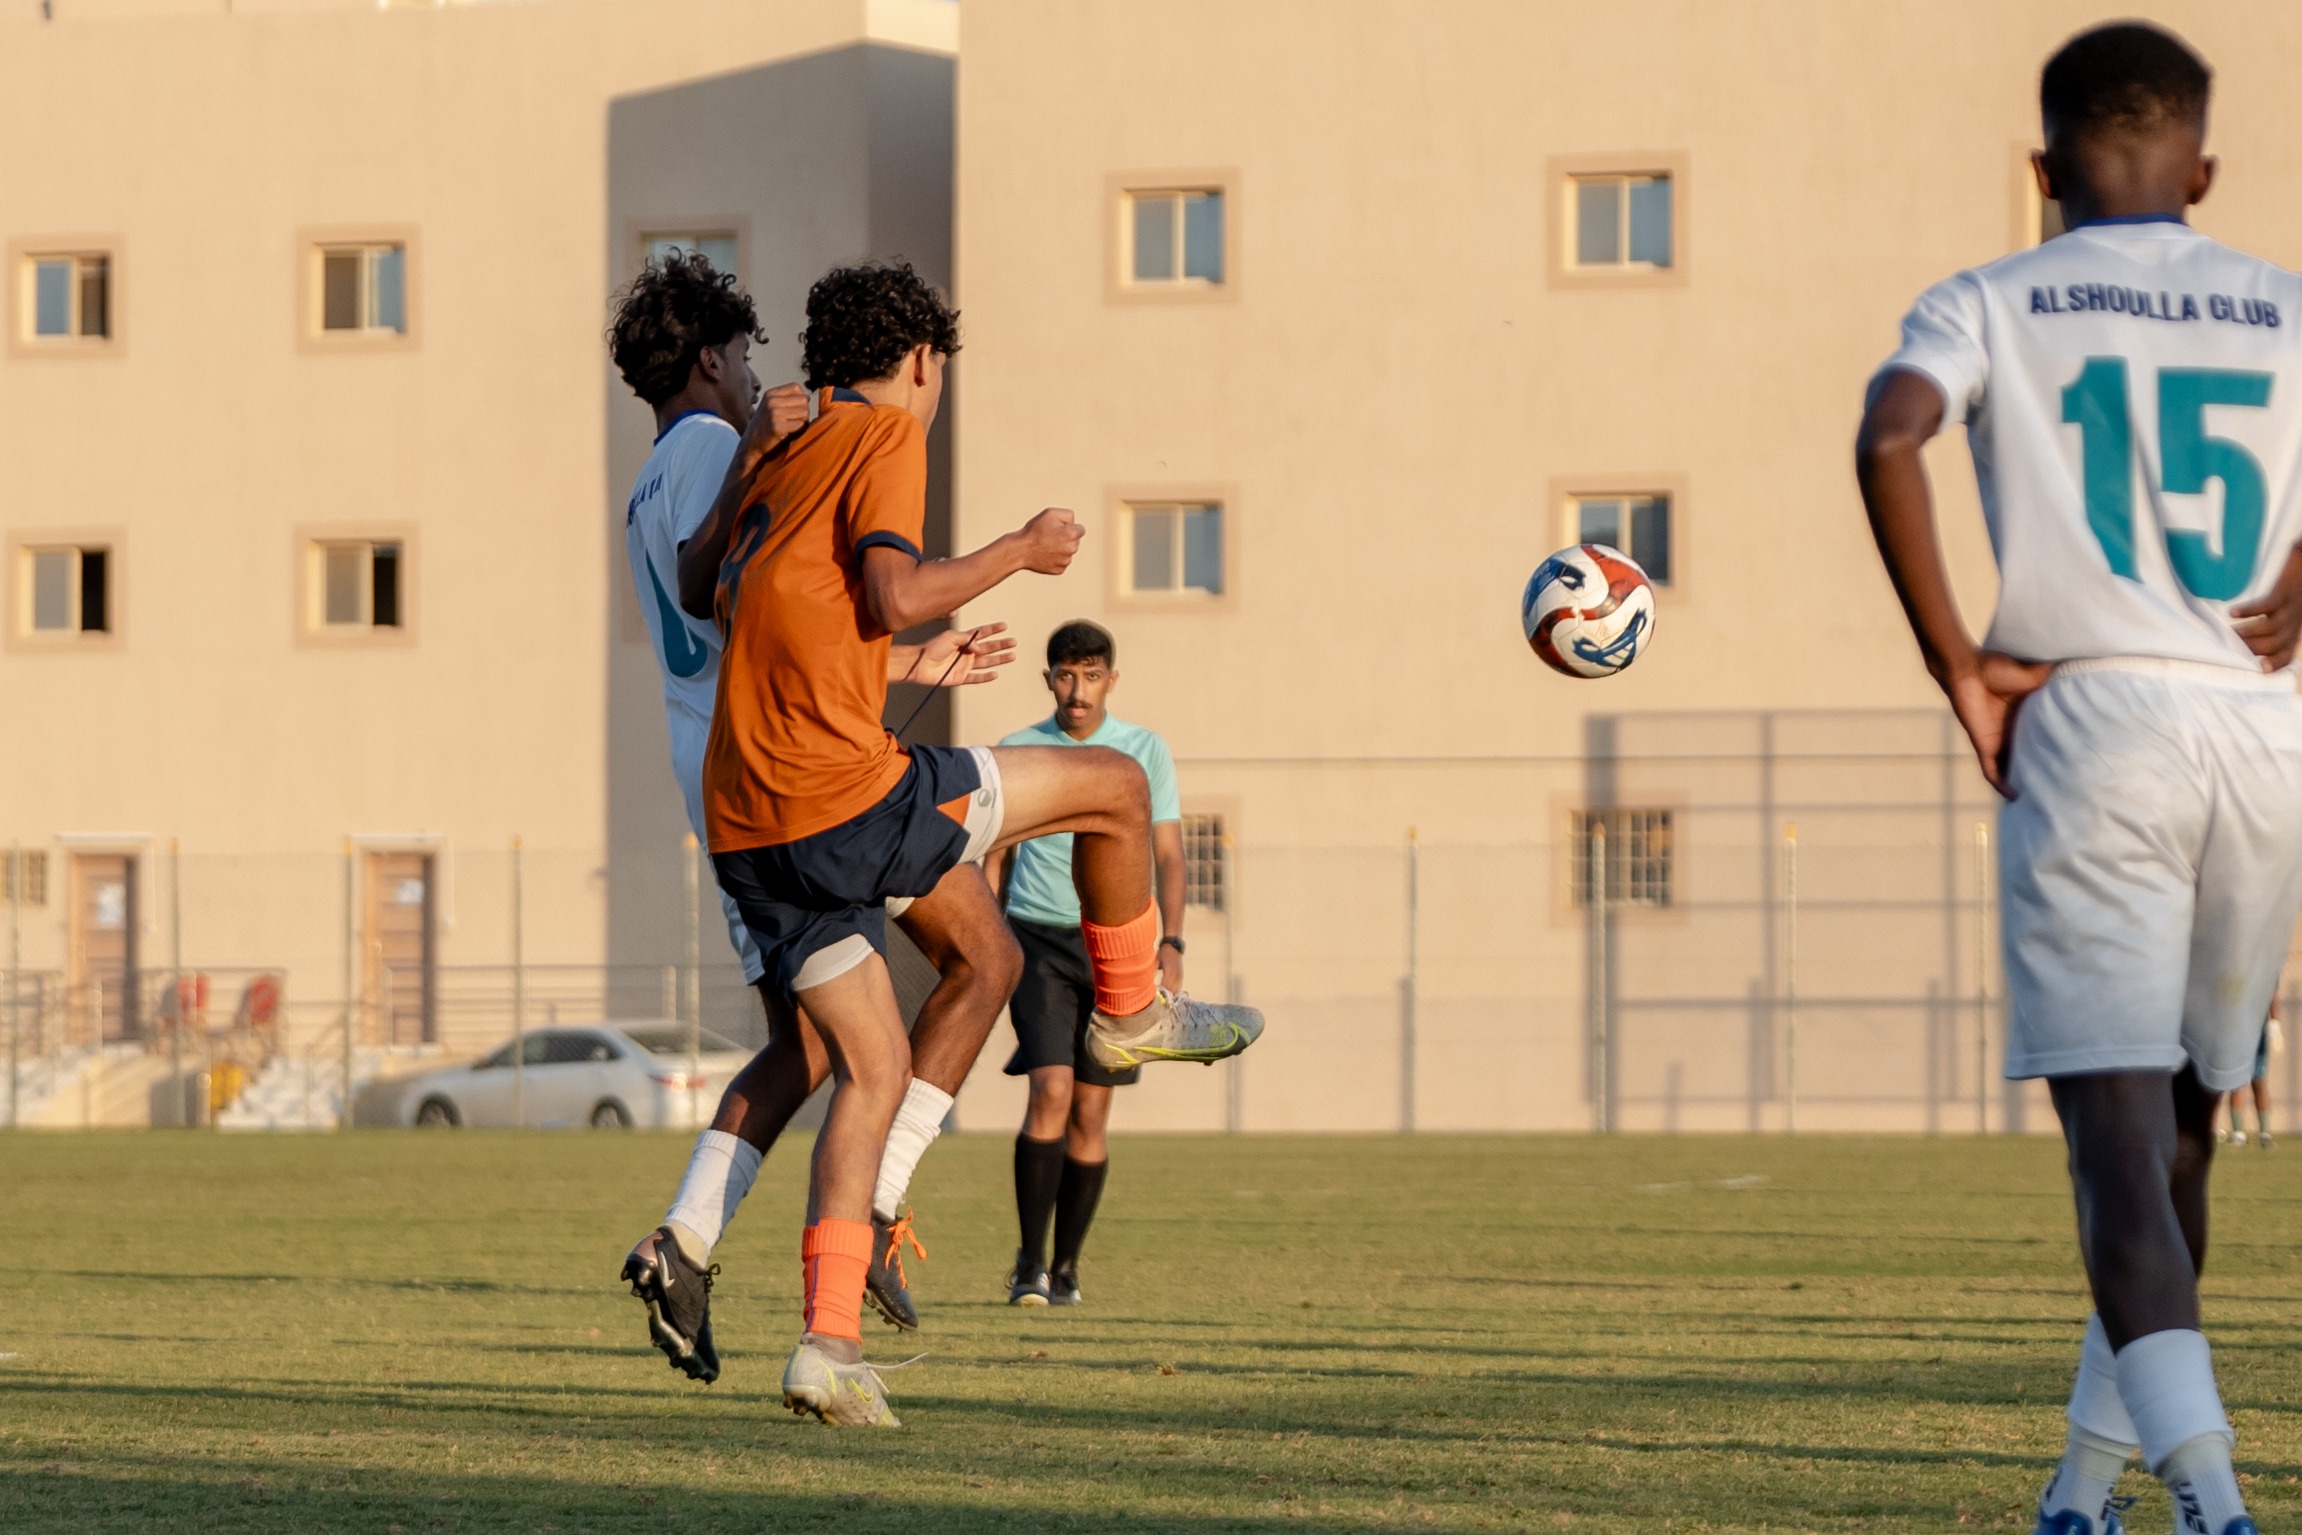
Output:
[865, 1211, 925, 1332]
[621, 1225, 720, 1383]
[1007, 1250, 1051, 1307]
[1047, 1261, 1082, 1307]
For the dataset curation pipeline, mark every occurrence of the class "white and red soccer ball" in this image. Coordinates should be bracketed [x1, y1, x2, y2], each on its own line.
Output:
[1521, 544, 1656, 678]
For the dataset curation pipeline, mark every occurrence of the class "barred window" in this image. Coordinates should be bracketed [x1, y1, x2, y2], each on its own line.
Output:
[2, 848, 47, 906]
[1180, 813, 1226, 912]
[1570, 809, 1673, 908]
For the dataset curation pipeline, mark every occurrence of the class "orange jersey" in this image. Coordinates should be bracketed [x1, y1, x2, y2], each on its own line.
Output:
[702, 390, 927, 851]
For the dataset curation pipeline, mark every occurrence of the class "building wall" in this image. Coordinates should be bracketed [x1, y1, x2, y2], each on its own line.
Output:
[947, 0, 2302, 1132]
[0, 0, 956, 1051]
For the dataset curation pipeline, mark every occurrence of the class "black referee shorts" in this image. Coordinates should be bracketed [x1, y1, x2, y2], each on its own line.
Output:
[1001, 916, 1141, 1088]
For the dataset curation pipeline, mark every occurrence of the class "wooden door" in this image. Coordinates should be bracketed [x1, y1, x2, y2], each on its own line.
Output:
[363, 852, 435, 1045]
[69, 852, 138, 1043]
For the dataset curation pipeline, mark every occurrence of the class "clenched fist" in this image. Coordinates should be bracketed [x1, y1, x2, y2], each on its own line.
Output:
[1016, 507, 1083, 575]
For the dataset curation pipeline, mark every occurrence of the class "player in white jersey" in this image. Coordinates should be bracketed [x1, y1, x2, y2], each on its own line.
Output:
[1857, 26, 2302, 1535]
[607, 252, 1021, 1380]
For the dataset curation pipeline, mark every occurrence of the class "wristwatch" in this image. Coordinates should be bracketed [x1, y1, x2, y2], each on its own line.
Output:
[1159, 936, 1186, 955]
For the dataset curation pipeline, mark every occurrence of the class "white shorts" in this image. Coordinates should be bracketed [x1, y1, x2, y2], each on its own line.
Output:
[2001, 658, 2302, 1090]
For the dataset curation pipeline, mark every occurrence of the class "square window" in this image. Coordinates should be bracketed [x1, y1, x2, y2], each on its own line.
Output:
[1574, 493, 1672, 586]
[1123, 502, 1224, 596]
[2, 849, 48, 907]
[20, 251, 111, 342]
[646, 232, 740, 278]
[17, 543, 113, 637]
[1571, 174, 1670, 269]
[1124, 189, 1225, 287]
[315, 243, 409, 335]
[1566, 172, 1674, 271]
[1571, 809, 1674, 908]
[310, 540, 407, 631]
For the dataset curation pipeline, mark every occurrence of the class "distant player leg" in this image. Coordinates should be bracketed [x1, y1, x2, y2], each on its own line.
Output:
[1010, 1068, 1072, 1305]
[992, 745, 1261, 1068]
[1049, 1079, 1113, 1305]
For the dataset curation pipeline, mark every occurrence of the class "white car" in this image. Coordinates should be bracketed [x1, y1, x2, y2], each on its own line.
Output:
[402, 1023, 754, 1130]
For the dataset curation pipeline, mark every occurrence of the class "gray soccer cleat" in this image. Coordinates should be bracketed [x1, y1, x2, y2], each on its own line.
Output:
[1086, 990, 1263, 1071]
[780, 1339, 904, 1428]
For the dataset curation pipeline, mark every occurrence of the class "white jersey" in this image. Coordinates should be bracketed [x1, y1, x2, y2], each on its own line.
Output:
[1880, 217, 2302, 672]
[624, 411, 740, 838]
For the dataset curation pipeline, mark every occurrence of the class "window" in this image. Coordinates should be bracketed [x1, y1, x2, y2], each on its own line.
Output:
[1181, 814, 1227, 912]
[316, 243, 406, 334]
[1125, 188, 1224, 286]
[644, 232, 739, 277]
[1124, 502, 1224, 596]
[2, 849, 47, 907]
[18, 543, 111, 636]
[311, 540, 403, 629]
[1573, 494, 1672, 585]
[1571, 809, 1674, 908]
[1570, 173, 1673, 270]
[21, 252, 109, 341]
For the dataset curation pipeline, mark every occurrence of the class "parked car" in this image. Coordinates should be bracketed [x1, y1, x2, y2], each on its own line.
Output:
[402, 1023, 753, 1129]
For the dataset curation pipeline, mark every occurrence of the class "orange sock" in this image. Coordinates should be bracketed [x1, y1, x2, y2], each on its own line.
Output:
[800, 1218, 874, 1342]
[1081, 901, 1160, 1017]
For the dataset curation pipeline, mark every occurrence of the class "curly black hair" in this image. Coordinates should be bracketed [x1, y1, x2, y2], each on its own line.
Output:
[607, 251, 767, 407]
[2042, 22, 2210, 142]
[799, 261, 961, 390]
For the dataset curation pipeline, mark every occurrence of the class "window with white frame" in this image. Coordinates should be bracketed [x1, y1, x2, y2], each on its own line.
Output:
[1181, 813, 1227, 912]
[1573, 493, 1672, 585]
[644, 232, 739, 277]
[1569, 173, 1673, 270]
[1124, 502, 1224, 597]
[1125, 188, 1225, 287]
[21, 251, 110, 341]
[19, 543, 112, 636]
[317, 243, 407, 334]
[1570, 809, 1674, 908]
[311, 539, 404, 630]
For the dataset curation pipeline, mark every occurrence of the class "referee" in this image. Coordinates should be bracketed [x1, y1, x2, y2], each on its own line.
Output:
[983, 620, 1185, 1306]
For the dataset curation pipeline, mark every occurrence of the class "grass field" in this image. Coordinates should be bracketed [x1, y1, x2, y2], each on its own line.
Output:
[4, 1132, 2301, 1533]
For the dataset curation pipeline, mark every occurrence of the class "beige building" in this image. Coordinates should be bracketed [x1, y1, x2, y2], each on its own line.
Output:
[945, 0, 2302, 1135]
[0, 0, 957, 1123]
[7, 0, 2301, 1134]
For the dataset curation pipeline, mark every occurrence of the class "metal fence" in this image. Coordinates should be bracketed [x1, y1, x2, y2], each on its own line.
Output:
[7, 709, 2297, 1132]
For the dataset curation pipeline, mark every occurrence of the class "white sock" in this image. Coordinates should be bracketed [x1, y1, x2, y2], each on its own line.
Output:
[662, 1129, 763, 1260]
[2116, 1329, 2232, 1473]
[2163, 1433, 2247, 1534]
[2042, 1316, 2138, 1522]
[872, 1080, 954, 1223]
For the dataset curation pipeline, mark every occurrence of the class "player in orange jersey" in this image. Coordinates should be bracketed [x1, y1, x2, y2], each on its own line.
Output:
[686, 262, 1263, 1426]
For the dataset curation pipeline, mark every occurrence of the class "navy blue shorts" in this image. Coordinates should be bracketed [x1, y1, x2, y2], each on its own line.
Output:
[713, 744, 1002, 1005]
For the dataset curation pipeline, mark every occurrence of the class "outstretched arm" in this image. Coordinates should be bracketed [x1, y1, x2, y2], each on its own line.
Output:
[1855, 368, 2048, 798]
[677, 384, 811, 621]
[860, 508, 1083, 634]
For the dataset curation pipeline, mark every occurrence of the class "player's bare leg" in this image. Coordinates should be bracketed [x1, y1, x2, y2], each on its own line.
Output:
[777, 954, 912, 1427]
[859, 864, 1022, 1328]
[992, 745, 1262, 1068]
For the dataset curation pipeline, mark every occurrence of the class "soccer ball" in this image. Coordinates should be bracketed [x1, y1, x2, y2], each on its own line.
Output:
[1521, 544, 1656, 678]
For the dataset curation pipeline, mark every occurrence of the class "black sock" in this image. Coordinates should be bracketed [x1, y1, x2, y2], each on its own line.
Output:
[1013, 1135, 1065, 1267]
[1051, 1157, 1108, 1272]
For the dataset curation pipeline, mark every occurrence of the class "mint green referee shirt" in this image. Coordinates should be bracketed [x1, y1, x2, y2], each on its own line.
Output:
[997, 712, 1181, 928]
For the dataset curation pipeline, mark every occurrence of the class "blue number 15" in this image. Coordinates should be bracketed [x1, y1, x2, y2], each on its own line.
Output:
[2061, 357, 2273, 601]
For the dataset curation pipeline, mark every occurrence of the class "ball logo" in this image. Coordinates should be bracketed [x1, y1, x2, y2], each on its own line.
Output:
[1522, 544, 1656, 679]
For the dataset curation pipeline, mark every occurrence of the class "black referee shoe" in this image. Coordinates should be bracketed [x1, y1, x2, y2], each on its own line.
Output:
[1007, 1252, 1051, 1307]
[621, 1226, 720, 1383]
[1047, 1262, 1082, 1307]
[865, 1211, 923, 1332]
